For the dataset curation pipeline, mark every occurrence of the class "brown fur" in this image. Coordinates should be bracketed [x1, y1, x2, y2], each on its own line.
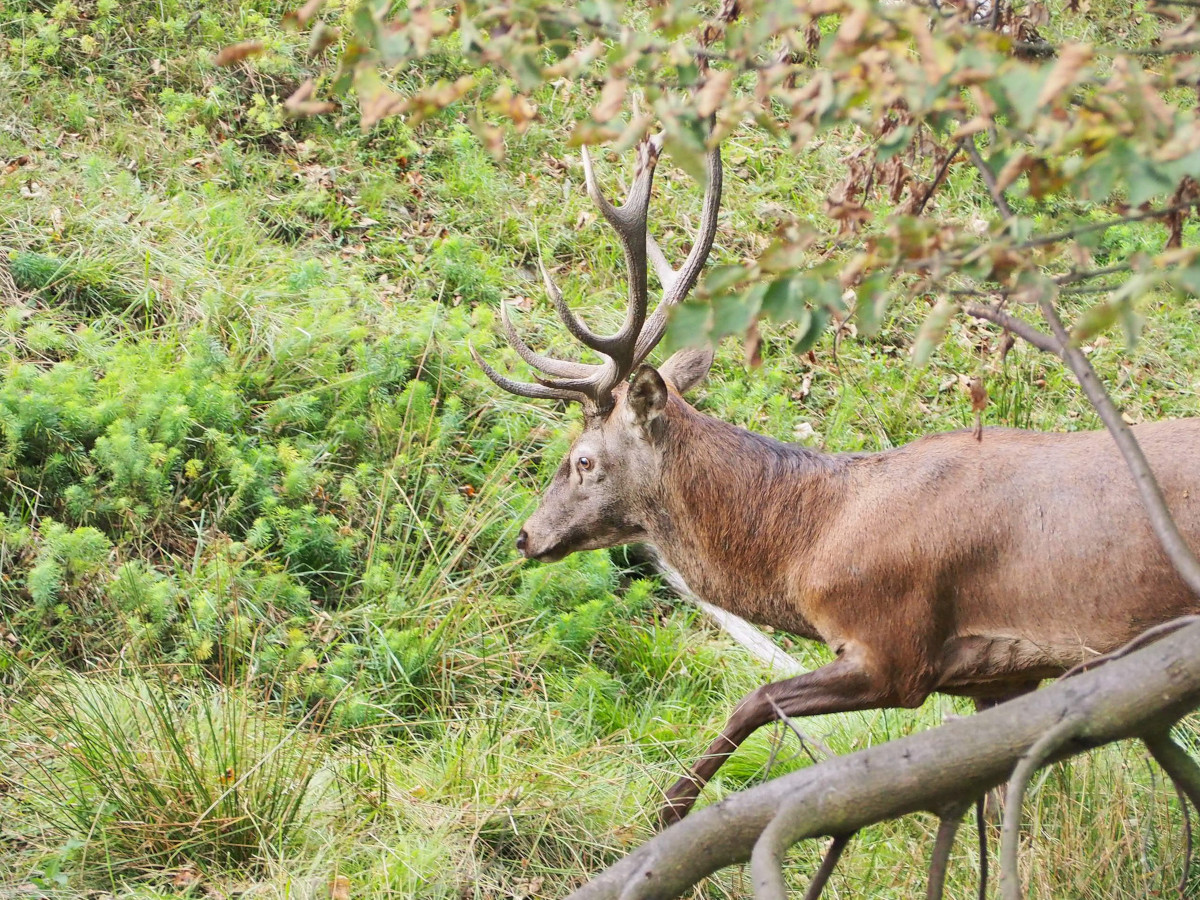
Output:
[515, 364, 1200, 823]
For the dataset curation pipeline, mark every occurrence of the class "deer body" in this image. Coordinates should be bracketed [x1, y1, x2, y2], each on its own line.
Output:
[474, 133, 1200, 823]
[652, 398, 1200, 695]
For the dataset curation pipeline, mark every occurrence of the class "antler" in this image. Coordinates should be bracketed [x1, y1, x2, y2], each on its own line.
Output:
[474, 132, 723, 416]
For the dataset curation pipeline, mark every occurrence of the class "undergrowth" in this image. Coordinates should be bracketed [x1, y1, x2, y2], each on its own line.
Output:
[1, 0, 1199, 897]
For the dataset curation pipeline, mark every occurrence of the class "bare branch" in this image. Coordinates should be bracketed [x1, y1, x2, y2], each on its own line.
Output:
[963, 304, 1060, 355]
[803, 834, 851, 900]
[1000, 716, 1085, 900]
[965, 140, 1015, 222]
[928, 801, 970, 900]
[1061, 615, 1200, 679]
[1145, 732, 1200, 811]
[567, 620, 1200, 900]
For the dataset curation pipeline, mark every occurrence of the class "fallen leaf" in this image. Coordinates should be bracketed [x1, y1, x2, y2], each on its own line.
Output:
[172, 866, 200, 889]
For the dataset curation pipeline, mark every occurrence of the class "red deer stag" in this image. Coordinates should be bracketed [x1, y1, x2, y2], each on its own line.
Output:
[473, 135, 1200, 825]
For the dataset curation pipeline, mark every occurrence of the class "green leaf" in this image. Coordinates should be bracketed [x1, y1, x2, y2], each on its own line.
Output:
[853, 272, 891, 337]
[664, 302, 712, 352]
[1069, 301, 1120, 344]
[702, 264, 749, 297]
[792, 306, 829, 355]
[912, 300, 958, 366]
[761, 275, 803, 322]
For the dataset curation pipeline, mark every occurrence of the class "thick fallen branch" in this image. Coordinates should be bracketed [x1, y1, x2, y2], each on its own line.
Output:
[566, 617, 1200, 900]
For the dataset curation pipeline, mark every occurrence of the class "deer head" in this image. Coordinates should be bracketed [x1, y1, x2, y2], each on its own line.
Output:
[473, 134, 722, 561]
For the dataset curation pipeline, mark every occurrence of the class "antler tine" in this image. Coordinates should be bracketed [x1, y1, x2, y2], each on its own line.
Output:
[539, 253, 614, 353]
[632, 142, 723, 366]
[579, 133, 663, 369]
[469, 343, 594, 407]
[499, 300, 599, 381]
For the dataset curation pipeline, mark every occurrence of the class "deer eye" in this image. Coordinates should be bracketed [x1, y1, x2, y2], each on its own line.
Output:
[577, 456, 593, 472]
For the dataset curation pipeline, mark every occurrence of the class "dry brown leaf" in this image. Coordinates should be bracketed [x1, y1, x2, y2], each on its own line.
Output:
[593, 78, 627, 123]
[309, 22, 341, 57]
[214, 41, 264, 67]
[329, 875, 350, 900]
[1035, 43, 1092, 109]
[950, 116, 991, 141]
[172, 866, 200, 889]
[994, 152, 1033, 193]
[695, 70, 733, 118]
[744, 320, 762, 369]
[284, 79, 336, 118]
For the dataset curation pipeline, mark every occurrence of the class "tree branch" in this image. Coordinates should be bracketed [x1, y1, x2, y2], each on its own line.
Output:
[927, 801, 970, 900]
[963, 303, 1060, 355]
[566, 620, 1200, 900]
[965, 140, 1015, 222]
[1000, 716, 1085, 900]
[802, 834, 851, 900]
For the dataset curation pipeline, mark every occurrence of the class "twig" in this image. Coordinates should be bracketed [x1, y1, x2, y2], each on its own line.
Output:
[1176, 778, 1193, 899]
[928, 801, 969, 900]
[1061, 616, 1200, 680]
[803, 834, 852, 900]
[767, 694, 835, 764]
[914, 139, 965, 217]
[1145, 732, 1200, 811]
[1038, 297, 1200, 597]
[1000, 716, 1086, 900]
[963, 303, 1060, 355]
[966, 140, 1014, 222]
[977, 797, 989, 900]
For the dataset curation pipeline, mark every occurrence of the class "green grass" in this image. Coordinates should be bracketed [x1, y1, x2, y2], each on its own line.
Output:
[1, 0, 1200, 897]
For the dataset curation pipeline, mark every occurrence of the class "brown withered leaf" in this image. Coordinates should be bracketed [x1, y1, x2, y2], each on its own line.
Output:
[2, 156, 30, 175]
[1035, 43, 1092, 109]
[309, 22, 340, 57]
[214, 41, 264, 67]
[593, 78, 627, 124]
[695, 70, 733, 118]
[744, 320, 762, 369]
[994, 152, 1033, 193]
[284, 80, 336, 118]
[283, 0, 326, 29]
[968, 376, 988, 412]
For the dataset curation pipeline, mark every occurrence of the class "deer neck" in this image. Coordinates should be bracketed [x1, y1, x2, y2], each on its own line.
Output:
[644, 402, 845, 635]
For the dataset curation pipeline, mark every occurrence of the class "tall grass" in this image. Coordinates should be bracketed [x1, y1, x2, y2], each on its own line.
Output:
[5, 669, 327, 874]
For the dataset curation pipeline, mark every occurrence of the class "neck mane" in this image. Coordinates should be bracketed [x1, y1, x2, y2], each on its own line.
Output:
[646, 397, 848, 635]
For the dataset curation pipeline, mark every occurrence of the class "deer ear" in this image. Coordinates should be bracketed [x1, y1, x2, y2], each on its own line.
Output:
[627, 365, 669, 429]
[658, 346, 713, 394]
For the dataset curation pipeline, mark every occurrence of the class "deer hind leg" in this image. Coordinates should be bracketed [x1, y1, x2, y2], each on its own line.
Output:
[661, 651, 923, 826]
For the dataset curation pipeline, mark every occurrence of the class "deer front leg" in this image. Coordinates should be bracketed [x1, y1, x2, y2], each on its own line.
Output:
[662, 652, 913, 825]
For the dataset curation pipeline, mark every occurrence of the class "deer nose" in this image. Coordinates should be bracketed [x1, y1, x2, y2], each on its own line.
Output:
[516, 529, 529, 555]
